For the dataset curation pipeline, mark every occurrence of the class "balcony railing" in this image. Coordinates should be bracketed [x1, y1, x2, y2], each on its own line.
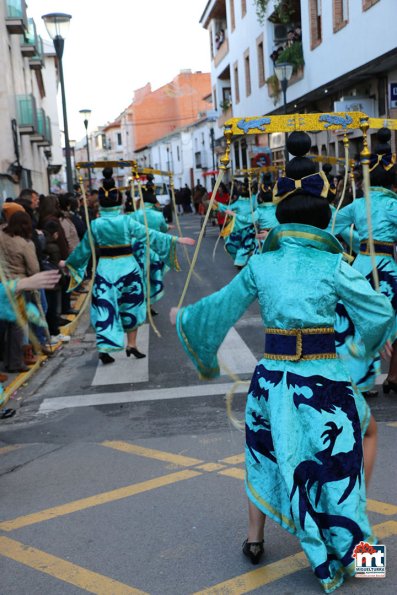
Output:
[20, 18, 38, 57]
[32, 110, 52, 146]
[16, 94, 38, 134]
[29, 35, 44, 69]
[217, 105, 233, 128]
[214, 37, 229, 68]
[6, 0, 27, 34]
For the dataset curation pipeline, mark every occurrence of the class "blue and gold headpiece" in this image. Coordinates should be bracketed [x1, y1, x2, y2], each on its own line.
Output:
[368, 152, 396, 172]
[272, 170, 330, 204]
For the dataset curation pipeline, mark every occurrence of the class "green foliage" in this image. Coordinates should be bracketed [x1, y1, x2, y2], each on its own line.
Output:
[254, 0, 296, 25]
[276, 41, 304, 73]
[266, 73, 281, 101]
[254, 0, 271, 25]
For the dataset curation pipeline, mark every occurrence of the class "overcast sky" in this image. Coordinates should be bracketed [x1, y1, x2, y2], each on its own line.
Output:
[28, 0, 211, 141]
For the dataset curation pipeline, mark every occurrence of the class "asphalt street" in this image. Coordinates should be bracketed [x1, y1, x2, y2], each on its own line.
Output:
[0, 213, 396, 594]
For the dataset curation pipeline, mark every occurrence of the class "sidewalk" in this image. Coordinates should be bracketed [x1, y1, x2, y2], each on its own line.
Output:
[0, 288, 89, 413]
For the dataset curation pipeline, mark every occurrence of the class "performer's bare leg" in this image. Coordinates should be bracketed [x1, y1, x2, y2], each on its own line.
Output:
[363, 414, 377, 488]
[247, 498, 266, 542]
[126, 328, 146, 359]
[386, 339, 397, 383]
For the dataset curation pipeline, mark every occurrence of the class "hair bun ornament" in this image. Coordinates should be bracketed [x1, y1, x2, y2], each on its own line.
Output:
[376, 127, 391, 146]
[102, 167, 113, 179]
[322, 163, 332, 175]
[286, 131, 312, 157]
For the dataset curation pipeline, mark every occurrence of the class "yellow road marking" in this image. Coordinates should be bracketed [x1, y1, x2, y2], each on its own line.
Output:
[0, 444, 22, 456]
[0, 469, 201, 532]
[195, 463, 226, 472]
[101, 440, 203, 467]
[0, 536, 147, 595]
[367, 499, 397, 516]
[193, 520, 397, 594]
[221, 453, 245, 465]
[218, 467, 245, 480]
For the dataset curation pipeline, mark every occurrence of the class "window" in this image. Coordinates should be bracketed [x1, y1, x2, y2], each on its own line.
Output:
[117, 132, 122, 146]
[177, 146, 180, 161]
[333, 0, 348, 32]
[230, 0, 235, 31]
[309, 0, 322, 49]
[241, 0, 247, 17]
[213, 86, 217, 113]
[244, 49, 251, 97]
[234, 61, 240, 104]
[362, 0, 380, 10]
[257, 35, 265, 87]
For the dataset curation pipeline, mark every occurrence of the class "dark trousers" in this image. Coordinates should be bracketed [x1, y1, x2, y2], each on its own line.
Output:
[45, 289, 60, 336]
[3, 322, 24, 370]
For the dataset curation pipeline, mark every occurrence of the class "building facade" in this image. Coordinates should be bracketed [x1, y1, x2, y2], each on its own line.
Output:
[0, 0, 62, 202]
[200, 0, 397, 168]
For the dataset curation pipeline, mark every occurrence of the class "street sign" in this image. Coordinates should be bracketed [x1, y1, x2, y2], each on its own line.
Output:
[390, 83, 397, 108]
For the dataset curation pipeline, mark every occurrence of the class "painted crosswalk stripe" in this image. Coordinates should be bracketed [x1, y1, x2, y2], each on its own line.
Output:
[39, 382, 249, 412]
[219, 327, 258, 375]
[91, 324, 150, 386]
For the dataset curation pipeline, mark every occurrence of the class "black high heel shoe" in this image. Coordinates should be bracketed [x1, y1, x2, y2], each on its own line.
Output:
[242, 539, 264, 565]
[383, 379, 397, 395]
[126, 346, 146, 359]
[99, 353, 115, 364]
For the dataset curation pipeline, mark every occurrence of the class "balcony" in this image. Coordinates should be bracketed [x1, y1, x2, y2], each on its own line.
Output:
[214, 37, 229, 68]
[29, 35, 44, 70]
[217, 105, 232, 128]
[6, 0, 27, 34]
[20, 18, 38, 58]
[16, 94, 38, 134]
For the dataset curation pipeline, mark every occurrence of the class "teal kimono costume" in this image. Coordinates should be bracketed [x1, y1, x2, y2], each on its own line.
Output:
[327, 205, 359, 254]
[130, 205, 170, 304]
[66, 206, 179, 353]
[217, 196, 256, 266]
[333, 188, 397, 390]
[176, 223, 392, 593]
[0, 280, 44, 405]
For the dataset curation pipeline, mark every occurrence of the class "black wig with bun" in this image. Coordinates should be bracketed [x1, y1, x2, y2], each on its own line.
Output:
[369, 128, 397, 189]
[98, 167, 122, 208]
[275, 132, 332, 229]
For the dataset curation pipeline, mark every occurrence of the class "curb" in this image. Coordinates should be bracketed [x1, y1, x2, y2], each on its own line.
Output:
[1, 289, 89, 409]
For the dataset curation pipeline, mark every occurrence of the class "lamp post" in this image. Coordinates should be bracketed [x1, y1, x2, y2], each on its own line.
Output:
[274, 61, 293, 164]
[79, 108, 92, 190]
[42, 13, 73, 192]
[69, 139, 77, 184]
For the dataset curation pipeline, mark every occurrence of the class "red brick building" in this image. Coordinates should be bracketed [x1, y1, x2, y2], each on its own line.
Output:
[129, 70, 211, 151]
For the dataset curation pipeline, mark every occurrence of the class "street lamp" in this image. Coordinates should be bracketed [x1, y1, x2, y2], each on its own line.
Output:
[42, 13, 73, 192]
[69, 139, 77, 184]
[274, 62, 293, 164]
[79, 108, 92, 190]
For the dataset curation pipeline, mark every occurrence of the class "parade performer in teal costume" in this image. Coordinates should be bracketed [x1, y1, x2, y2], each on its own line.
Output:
[0, 270, 60, 408]
[130, 180, 170, 307]
[215, 178, 256, 268]
[172, 132, 392, 593]
[64, 168, 194, 365]
[225, 177, 278, 253]
[333, 128, 397, 395]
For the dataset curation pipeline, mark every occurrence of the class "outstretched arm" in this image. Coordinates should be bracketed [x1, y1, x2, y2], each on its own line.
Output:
[172, 263, 258, 379]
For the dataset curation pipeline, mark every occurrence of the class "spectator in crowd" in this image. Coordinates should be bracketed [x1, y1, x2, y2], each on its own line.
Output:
[182, 184, 193, 213]
[0, 212, 40, 371]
